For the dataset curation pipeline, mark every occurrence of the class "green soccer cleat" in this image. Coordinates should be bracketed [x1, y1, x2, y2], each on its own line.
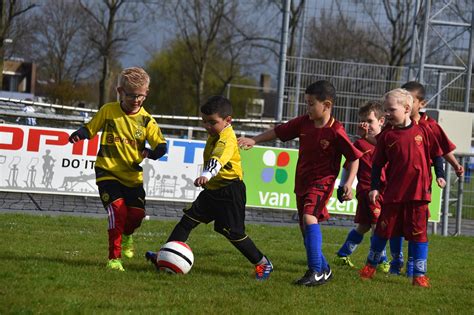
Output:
[333, 255, 355, 268]
[107, 258, 125, 272]
[122, 234, 134, 259]
[378, 260, 390, 274]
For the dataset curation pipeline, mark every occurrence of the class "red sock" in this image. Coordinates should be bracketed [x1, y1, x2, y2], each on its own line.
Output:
[123, 206, 145, 235]
[107, 198, 127, 259]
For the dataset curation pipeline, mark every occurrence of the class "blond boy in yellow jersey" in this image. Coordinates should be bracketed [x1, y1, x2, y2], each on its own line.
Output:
[146, 96, 273, 280]
[69, 67, 167, 271]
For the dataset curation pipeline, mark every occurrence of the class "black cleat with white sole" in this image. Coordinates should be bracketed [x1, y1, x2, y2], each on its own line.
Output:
[324, 264, 333, 282]
[294, 269, 327, 286]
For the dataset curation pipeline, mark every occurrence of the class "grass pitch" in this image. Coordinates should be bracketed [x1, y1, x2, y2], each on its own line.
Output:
[0, 213, 473, 314]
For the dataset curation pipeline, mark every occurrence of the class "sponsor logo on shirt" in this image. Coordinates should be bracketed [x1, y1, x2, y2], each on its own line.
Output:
[106, 134, 137, 146]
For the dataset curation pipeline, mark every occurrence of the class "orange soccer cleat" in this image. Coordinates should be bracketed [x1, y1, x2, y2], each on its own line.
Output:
[413, 275, 431, 288]
[359, 264, 376, 279]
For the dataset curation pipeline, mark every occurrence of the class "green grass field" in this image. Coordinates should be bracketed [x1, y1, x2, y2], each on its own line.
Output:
[1, 213, 473, 314]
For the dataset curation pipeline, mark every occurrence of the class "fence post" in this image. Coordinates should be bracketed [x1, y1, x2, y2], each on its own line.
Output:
[455, 156, 465, 236]
[442, 162, 451, 236]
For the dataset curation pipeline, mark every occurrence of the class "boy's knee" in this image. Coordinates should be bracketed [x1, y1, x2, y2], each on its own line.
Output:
[179, 215, 200, 231]
[303, 214, 318, 226]
[356, 224, 371, 234]
[215, 227, 247, 241]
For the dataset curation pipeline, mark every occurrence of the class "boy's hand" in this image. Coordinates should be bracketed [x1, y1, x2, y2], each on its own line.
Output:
[369, 190, 380, 204]
[194, 176, 209, 187]
[357, 122, 369, 138]
[237, 137, 255, 150]
[68, 127, 88, 143]
[454, 165, 464, 177]
[436, 178, 447, 188]
[340, 184, 353, 201]
[141, 149, 149, 159]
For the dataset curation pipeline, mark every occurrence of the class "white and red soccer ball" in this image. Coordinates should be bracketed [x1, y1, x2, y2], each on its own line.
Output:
[156, 241, 194, 274]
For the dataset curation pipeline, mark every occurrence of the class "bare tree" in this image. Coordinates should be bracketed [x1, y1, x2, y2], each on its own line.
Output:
[79, 0, 140, 107]
[32, 0, 98, 85]
[160, 0, 233, 115]
[0, 0, 36, 87]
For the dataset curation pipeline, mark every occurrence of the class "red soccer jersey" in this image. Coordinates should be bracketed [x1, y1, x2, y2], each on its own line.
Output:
[419, 112, 456, 155]
[353, 138, 385, 195]
[274, 115, 363, 196]
[372, 122, 443, 203]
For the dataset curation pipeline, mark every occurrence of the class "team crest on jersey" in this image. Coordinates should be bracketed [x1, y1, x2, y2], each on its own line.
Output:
[414, 134, 423, 146]
[320, 139, 330, 150]
[134, 128, 143, 139]
[101, 192, 110, 202]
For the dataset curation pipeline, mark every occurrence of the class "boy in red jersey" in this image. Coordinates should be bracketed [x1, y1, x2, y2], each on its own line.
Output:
[359, 88, 446, 287]
[334, 101, 392, 271]
[69, 67, 167, 271]
[239, 80, 363, 286]
[401, 81, 464, 277]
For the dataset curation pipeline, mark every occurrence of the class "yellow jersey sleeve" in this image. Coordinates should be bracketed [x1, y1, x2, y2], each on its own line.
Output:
[203, 125, 243, 190]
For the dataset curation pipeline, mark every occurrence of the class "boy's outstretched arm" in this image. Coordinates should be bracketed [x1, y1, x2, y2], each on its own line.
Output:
[238, 129, 277, 149]
[68, 127, 89, 143]
[340, 159, 359, 201]
[443, 152, 464, 177]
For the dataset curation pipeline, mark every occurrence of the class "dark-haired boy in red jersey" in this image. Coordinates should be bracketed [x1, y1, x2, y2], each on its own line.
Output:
[359, 88, 446, 288]
[401, 81, 464, 277]
[239, 80, 363, 286]
[334, 101, 392, 272]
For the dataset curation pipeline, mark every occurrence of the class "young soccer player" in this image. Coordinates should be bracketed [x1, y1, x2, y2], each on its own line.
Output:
[69, 67, 167, 272]
[334, 101, 394, 272]
[359, 88, 446, 287]
[238, 80, 363, 286]
[146, 96, 273, 280]
[401, 81, 464, 277]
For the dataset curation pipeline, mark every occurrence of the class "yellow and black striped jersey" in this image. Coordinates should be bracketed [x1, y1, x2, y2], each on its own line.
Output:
[84, 102, 166, 187]
[203, 125, 243, 190]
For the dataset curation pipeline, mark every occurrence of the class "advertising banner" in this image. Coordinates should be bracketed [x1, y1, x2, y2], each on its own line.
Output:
[0, 124, 441, 221]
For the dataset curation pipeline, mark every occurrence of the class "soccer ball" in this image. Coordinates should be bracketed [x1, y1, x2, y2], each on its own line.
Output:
[156, 241, 194, 274]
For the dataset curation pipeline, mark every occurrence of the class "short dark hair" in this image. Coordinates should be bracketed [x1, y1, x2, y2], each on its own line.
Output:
[200, 95, 232, 118]
[305, 80, 336, 103]
[401, 81, 425, 100]
[359, 100, 384, 119]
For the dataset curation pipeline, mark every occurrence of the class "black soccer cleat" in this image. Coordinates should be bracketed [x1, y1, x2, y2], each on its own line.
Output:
[294, 269, 327, 286]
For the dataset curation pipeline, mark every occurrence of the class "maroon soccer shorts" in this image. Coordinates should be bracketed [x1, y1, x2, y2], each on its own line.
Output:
[374, 201, 429, 242]
[354, 192, 382, 225]
[296, 184, 333, 227]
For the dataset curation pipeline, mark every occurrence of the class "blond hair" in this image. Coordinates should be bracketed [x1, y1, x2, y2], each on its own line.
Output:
[384, 88, 413, 111]
[119, 67, 150, 89]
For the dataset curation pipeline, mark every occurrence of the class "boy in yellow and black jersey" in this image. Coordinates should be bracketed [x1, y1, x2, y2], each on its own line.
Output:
[69, 67, 167, 272]
[146, 96, 273, 280]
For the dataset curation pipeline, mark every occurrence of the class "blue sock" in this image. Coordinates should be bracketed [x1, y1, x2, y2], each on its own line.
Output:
[337, 229, 363, 257]
[321, 253, 328, 271]
[412, 241, 428, 277]
[367, 234, 387, 266]
[305, 224, 322, 272]
[389, 236, 404, 267]
[406, 241, 414, 277]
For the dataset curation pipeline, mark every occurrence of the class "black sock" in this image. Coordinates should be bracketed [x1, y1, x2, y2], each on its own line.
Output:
[230, 236, 264, 264]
